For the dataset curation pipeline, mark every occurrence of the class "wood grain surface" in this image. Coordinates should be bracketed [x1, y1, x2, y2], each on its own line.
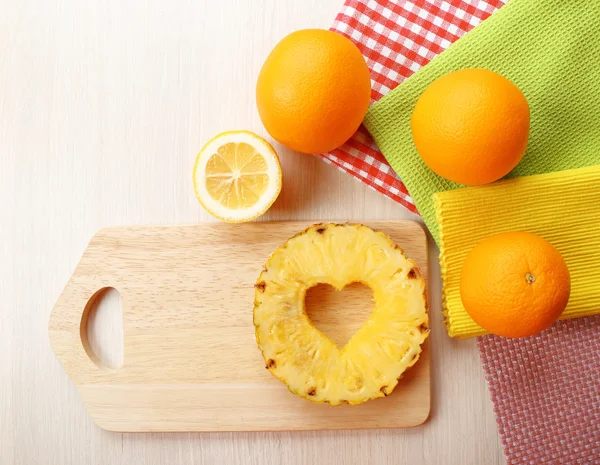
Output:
[49, 221, 430, 432]
[1, 0, 505, 463]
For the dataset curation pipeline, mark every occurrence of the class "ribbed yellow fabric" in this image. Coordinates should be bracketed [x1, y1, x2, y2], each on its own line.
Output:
[434, 165, 600, 338]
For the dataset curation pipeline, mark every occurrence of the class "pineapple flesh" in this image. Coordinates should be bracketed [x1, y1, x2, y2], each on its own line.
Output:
[253, 223, 429, 406]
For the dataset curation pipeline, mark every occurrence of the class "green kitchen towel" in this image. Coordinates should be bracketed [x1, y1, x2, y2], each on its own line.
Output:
[363, 0, 600, 244]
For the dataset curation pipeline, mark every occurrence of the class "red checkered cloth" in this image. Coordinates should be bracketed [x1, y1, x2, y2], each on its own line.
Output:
[323, 1, 600, 464]
[320, 0, 507, 213]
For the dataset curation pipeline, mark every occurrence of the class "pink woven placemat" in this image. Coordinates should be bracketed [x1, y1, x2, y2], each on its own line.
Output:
[479, 316, 600, 464]
[321, 1, 600, 463]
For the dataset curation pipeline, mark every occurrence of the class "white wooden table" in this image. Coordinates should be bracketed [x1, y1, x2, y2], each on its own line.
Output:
[0, 0, 505, 463]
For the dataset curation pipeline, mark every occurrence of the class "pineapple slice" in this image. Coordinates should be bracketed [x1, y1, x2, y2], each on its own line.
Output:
[253, 223, 429, 406]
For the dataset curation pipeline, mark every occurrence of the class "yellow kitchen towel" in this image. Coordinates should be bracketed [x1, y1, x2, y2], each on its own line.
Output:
[434, 165, 600, 338]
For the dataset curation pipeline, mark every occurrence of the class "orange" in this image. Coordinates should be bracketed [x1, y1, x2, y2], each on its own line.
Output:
[460, 232, 570, 338]
[411, 68, 530, 185]
[256, 29, 371, 154]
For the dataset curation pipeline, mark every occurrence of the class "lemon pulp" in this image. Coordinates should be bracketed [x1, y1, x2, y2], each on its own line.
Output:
[193, 131, 281, 222]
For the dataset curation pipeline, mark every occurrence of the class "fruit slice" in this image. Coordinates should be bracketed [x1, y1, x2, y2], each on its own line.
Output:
[253, 223, 430, 406]
[193, 130, 282, 223]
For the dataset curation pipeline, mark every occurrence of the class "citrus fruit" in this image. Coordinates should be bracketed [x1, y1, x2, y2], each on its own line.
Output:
[411, 68, 530, 185]
[193, 130, 282, 223]
[460, 231, 570, 338]
[256, 29, 371, 154]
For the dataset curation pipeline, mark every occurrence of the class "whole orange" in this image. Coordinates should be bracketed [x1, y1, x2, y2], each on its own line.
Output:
[411, 68, 530, 185]
[256, 29, 371, 154]
[460, 232, 570, 338]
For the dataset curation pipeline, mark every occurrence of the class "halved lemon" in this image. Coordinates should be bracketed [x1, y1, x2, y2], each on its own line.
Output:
[193, 130, 282, 223]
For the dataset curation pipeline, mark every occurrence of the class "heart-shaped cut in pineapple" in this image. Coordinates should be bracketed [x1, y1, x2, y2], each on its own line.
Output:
[253, 223, 429, 406]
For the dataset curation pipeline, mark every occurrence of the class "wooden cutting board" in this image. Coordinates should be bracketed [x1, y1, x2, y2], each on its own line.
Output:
[49, 221, 430, 432]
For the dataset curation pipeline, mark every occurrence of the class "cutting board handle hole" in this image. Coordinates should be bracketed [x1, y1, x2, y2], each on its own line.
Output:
[80, 287, 124, 370]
